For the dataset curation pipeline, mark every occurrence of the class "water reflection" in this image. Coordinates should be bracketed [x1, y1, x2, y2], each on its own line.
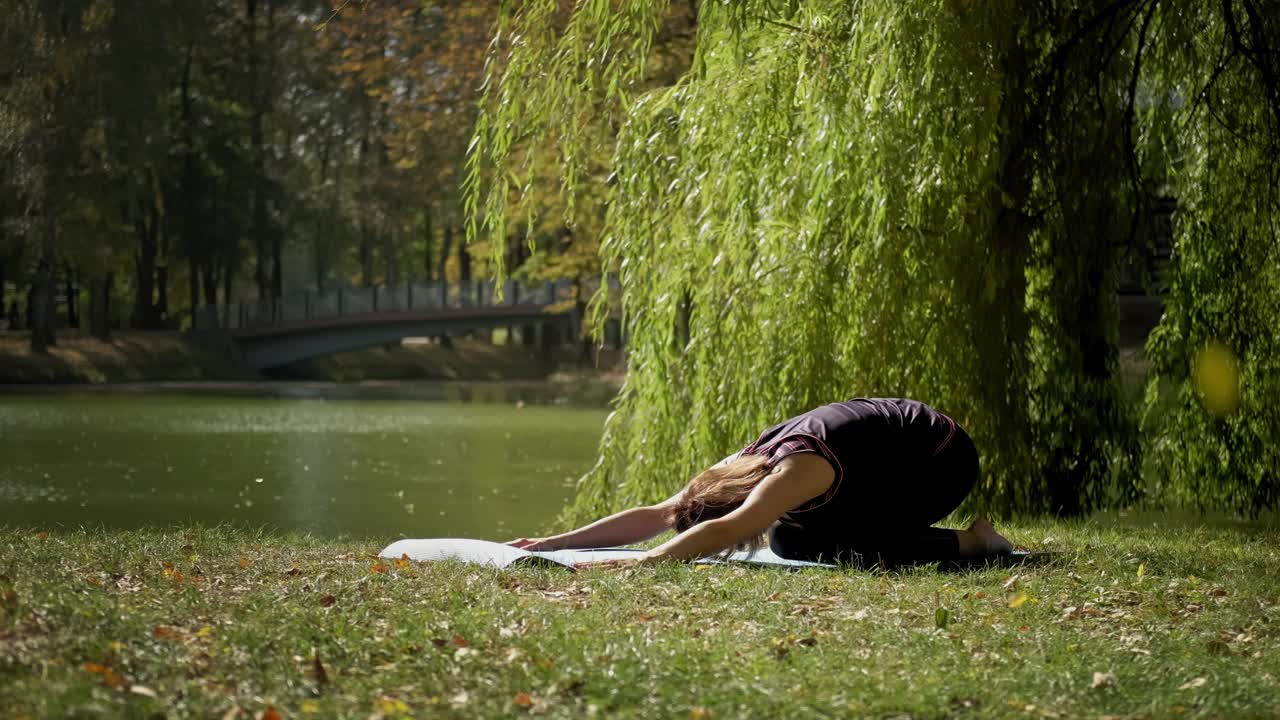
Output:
[0, 394, 606, 539]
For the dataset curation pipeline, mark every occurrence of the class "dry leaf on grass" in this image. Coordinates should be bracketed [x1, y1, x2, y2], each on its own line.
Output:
[82, 661, 126, 689]
[514, 691, 534, 708]
[1178, 677, 1207, 690]
[1091, 671, 1115, 689]
[311, 649, 329, 687]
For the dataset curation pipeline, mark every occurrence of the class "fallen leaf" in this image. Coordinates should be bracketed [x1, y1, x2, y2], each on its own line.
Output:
[33, 531, 48, 540]
[284, 567, 302, 577]
[1178, 677, 1207, 690]
[1002, 574, 1021, 589]
[690, 707, 712, 720]
[369, 561, 389, 574]
[1091, 671, 1115, 689]
[1136, 563, 1145, 580]
[129, 685, 157, 698]
[312, 649, 329, 687]
[299, 699, 319, 714]
[974, 590, 988, 599]
[375, 697, 409, 715]
[319, 594, 336, 608]
[1206, 639, 1231, 655]
[153, 625, 181, 640]
[1211, 588, 1228, 598]
[514, 691, 534, 708]
[394, 553, 412, 570]
[451, 634, 469, 648]
[82, 661, 126, 689]
[1017, 624, 1031, 632]
[637, 612, 656, 622]
[260, 706, 282, 720]
[765, 591, 781, 601]
[1009, 593, 1029, 608]
[239, 557, 252, 570]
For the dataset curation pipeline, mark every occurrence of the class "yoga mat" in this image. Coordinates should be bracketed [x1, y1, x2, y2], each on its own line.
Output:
[379, 538, 1041, 570]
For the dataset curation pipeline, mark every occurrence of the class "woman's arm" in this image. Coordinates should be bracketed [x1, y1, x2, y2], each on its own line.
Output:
[642, 453, 834, 562]
[511, 451, 743, 551]
[509, 492, 683, 551]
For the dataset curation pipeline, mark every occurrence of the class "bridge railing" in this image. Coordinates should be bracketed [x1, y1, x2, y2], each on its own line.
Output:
[193, 278, 577, 332]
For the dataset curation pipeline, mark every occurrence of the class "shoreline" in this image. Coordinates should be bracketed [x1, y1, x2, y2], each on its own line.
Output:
[0, 375, 622, 405]
[0, 331, 624, 395]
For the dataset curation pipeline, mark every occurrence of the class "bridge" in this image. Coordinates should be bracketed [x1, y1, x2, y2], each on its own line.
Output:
[192, 279, 582, 370]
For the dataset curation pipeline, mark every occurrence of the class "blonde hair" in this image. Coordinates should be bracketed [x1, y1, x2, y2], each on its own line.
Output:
[668, 454, 772, 553]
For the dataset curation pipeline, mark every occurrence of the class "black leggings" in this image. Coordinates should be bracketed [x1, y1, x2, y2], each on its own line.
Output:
[767, 428, 979, 568]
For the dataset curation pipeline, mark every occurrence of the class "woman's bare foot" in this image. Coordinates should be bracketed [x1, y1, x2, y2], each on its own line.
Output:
[965, 517, 1014, 555]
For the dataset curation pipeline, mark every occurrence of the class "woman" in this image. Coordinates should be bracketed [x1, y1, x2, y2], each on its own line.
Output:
[511, 398, 1014, 568]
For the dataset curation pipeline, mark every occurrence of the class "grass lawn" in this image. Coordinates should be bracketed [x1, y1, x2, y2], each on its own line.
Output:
[2, 522, 1278, 719]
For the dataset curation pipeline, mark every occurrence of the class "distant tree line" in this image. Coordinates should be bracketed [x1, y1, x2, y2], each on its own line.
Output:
[0, 0, 632, 348]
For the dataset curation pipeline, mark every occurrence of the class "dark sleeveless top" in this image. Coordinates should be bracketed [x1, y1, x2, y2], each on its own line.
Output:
[741, 398, 960, 515]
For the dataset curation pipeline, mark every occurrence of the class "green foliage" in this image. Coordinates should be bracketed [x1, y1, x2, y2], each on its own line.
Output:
[1142, 2, 1280, 515]
[471, 1, 1162, 518]
[471, 0, 1280, 519]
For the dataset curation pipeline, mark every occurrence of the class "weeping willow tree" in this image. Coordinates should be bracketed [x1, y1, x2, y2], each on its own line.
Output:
[468, 0, 1280, 520]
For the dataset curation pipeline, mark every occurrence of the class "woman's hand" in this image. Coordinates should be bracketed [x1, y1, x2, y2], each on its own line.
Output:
[506, 538, 552, 550]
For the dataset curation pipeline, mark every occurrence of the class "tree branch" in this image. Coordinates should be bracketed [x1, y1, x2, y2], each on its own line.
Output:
[1122, 0, 1158, 250]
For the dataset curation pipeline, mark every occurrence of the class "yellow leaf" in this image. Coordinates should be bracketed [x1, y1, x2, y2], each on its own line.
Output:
[376, 697, 409, 714]
[513, 692, 534, 708]
[1009, 593, 1029, 608]
[299, 699, 319, 714]
[1194, 341, 1240, 416]
[1137, 563, 1145, 580]
[691, 707, 712, 720]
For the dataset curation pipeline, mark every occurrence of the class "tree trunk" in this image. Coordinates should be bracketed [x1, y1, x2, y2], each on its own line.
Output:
[189, 255, 200, 331]
[222, 261, 233, 327]
[247, 0, 270, 300]
[30, 256, 55, 353]
[64, 265, 79, 328]
[156, 225, 169, 326]
[359, 220, 373, 287]
[423, 203, 434, 280]
[133, 212, 158, 328]
[384, 225, 399, 288]
[203, 261, 219, 307]
[266, 0, 282, 302]
[438, 224, 454, 286]
[180, 42, 202, 331]
[437, 224, 455, 346]
[89, 272, 113, 341]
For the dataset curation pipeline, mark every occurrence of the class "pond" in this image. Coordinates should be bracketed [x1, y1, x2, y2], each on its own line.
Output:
[0, 392, 608, 540]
